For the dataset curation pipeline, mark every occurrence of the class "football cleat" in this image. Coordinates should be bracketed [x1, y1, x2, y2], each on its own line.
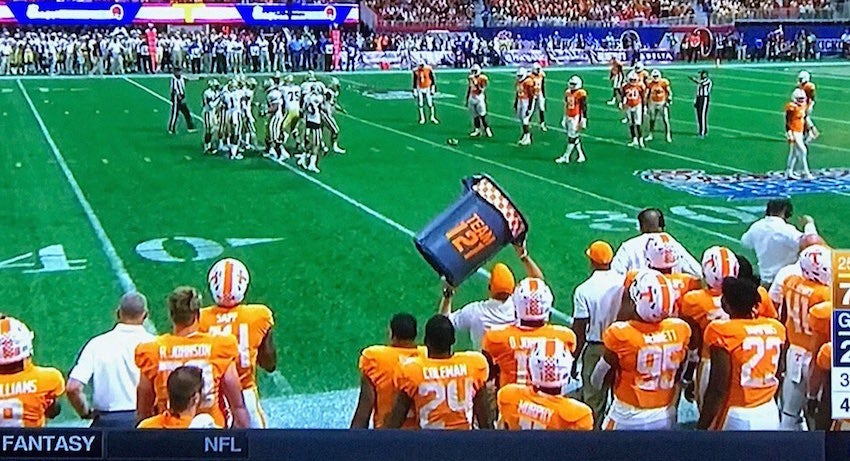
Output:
[645, 133, 654, 141]
[208, 258, 250, 307]
[430, 116, 440, 124]
[469, 129, 481, 137]
[485, 127, 493, 137]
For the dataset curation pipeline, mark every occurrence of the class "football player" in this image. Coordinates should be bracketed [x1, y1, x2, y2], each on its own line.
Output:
[530, 63, 547, 131]
[785, 88, 813, 180]
[809, 341, 848, 430]
[645, 69, 672, 143]
[299, 87, 324, 173]
[135, 286, 250, 428]
[780, 244, 832, 430]
[555, 75, 587, 164]
[514, 68, 535, 146]
[350, 313, 421, 429]
[199, 259, 276, 429]
[497, 339, 593, 430]
[240, 77, 259, 151]
[607, 58, 624, 106]
[803, 301, 833, 429]
[202, 79, 221, 154]
[621, 234, 701, 316]
[137, 366, 216, 429]
[797, 70, 819, 142]
[263, 79, 287, 160]
[222, 79, 244, 160]
[482, 278, 577, 390]
[321, 78, 346, 155]
[466, 64, 492, 138]
[592, 269, 690, 430]
[413, 61, 439, 124]
[622, 71, 646, 148]
[281, 75, 302, 151]
[385, 315, 492, 429]
[0, 316, 64, 427]
[634, 62, 650, 86]
[697, 277, 786, 430]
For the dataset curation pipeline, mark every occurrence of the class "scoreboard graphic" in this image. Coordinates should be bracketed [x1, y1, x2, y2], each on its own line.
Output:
[832, 249, 850, 419]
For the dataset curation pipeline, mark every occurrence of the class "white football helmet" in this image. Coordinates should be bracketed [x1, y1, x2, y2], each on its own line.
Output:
[792, 88, 807, 104]
[800, 244, 832, 286]
[528, 339, 573, 389]
[470, 64, 481, 76]
[0, 317, 34, 365]
[516, 67, 528, 80]
[629, 270, 677, 323]
[634, 62, 645, 72]
[568, 75, 582, 90]
[651, 69, 661, 80]
[798, 70, 811, 84]
[701, 246, 739, 291]
[532, 63, 542, 74]
[645, 233, 678, 270]
[208, 258, 250, 307]
[513, 278, 553, 322]
[627, 71, 639, 83]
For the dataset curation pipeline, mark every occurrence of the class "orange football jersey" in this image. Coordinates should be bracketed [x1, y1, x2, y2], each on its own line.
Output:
[817, 342, 831, 371]
[530, 72, 545, 97]
[414, 66, 433, 89]
[625, 270, 700, 314]
[135, 332, 238, 427]
[623, 83, 645, 107]
[497, 384, 593, 431]
[516, 77, 534, 100]
[800, 82, 815, 105]
[703, 318, 786, 415]
[785, 102, 806, 133]
[199, 304, 274, 390]
[808, 301, 832, 338]
[0, 363, 64, 428]
[782, 275, 831, 352]
[358, 345, 422, 428]
[603, 318, 691, 409]
[565, 89, 587, 118]
[648, 79, 670, 103]
[395, 352, 488, 430]
[756, 286, 779, 320]
[482, 324, 576, 387]
[469, 75, 488, 96]
[137, 411, 195, 429]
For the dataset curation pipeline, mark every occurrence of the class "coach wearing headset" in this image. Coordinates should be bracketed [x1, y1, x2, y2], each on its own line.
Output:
[610, 208, 702, 277]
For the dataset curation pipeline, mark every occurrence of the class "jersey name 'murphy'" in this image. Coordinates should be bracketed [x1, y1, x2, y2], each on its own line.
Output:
[159, 344, 212, 359]
[1, 435, 97, 453]
[0, 380, 37, 397]
[518, 399, 554, 423]
[423, 363, 468, 380]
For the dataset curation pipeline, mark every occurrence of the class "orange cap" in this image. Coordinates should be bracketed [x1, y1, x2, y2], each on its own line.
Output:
[489, 263, 516, 297]
[586, 241, 614, 265]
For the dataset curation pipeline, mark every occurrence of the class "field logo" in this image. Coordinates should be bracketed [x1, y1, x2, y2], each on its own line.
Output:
[639, 168, 850, 200]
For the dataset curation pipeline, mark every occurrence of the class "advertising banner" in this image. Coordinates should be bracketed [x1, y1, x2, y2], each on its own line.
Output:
[359, 50, 409, 70]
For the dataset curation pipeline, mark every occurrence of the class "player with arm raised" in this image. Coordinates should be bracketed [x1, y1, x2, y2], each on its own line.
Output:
[385, 315, 492, 429]
[135, 286, 250, 428]
[413, 61, 439, 124]
[466, 64, 492, 138]
[497, 339, 593, 430]
[199, 259, 276, 429]
[0, 316, 64, 428]
[645, 69, 672, 143]
[350, 313, 421, 429]
[622, 72, 646, 148]
[555, 75, 587, 164]
[591, 270, 690, 430]
[697, 277, 786, 430]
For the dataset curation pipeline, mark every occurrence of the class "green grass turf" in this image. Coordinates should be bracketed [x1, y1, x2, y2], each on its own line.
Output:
[1, 62, 849, 427]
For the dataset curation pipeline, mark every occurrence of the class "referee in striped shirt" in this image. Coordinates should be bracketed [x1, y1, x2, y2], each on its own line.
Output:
[689, 70, 712, 138]
[168, 67, 196, 134]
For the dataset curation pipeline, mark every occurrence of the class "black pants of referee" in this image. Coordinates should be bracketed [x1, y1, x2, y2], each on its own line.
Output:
[169, 95, 195, 133]
[694, 96, 709, 137]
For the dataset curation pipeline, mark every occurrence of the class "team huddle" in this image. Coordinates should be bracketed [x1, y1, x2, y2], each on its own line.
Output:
[199, 71, 346, 173]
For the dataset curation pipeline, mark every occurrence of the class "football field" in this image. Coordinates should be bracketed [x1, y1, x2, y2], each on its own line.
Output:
[2, 62, 850, 428]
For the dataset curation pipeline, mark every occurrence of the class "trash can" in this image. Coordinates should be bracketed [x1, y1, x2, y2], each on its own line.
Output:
[415, 175, 528, 286]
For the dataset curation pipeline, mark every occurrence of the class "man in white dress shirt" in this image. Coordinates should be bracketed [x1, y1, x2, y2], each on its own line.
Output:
[610, 208, 701, 276]
[67, 293, 155, 428]
[439, 241, 543, 350]
[572, 240, 625, 428]
[741, 199, 817, 286]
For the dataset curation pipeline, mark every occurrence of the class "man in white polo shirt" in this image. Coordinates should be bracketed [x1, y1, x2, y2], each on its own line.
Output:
[572, 240, 625, 428]
[741, 198, 817, 286]
[67, 292, 155, 428]
[610, 208, 701, 277]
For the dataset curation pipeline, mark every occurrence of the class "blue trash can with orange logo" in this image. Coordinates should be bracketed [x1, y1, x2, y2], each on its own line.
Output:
[414, 175, 528, 286]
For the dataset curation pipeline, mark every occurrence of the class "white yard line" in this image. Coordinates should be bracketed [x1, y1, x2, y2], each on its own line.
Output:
[17, 79, 138, 295]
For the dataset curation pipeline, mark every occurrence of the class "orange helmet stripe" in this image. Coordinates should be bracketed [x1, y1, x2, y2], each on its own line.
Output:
[719, 247, 731, 277]
[656, 274, 671, 312]
[545, 339, 556, 356]
[222, 260, 233, 301]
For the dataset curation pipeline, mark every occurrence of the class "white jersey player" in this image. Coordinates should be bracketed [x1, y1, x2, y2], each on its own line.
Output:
[202, 79, 221, 154]
[301, 90, 324, 173]
[222, 80, 244, 160]
[321, 78, 346, 155]
[263, 79, 287, 160]
[281, 76, 302, 143]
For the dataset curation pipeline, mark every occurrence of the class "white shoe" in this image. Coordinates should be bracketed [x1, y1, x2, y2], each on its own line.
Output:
[645, 133, 653, 141]
[621, 118, 628, 124]
[786, 171, 800, 180]
[639, 138, 645, 148]
[333, 143, 347, 154]
[485, 127, 493, 137]
[577, 155, 586, 163]
[234, 153, 244, 160]
[666, 134, 672, 143]
[540, 123, 548, 132]
[627, 139, 639, 147]
[307, 164, 320, 173]
[469, 129, 481, 137]
[555, 155, 569, 164]
[430, 117, 440, 124]
[419, 117, 426, 125]
[803, 173, 815, 180]
[279, 148, 291, 160]
[606, 99, 617, 106]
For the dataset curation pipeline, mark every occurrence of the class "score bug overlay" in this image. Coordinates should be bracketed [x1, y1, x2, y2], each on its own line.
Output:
[832, 250, 850, 418]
